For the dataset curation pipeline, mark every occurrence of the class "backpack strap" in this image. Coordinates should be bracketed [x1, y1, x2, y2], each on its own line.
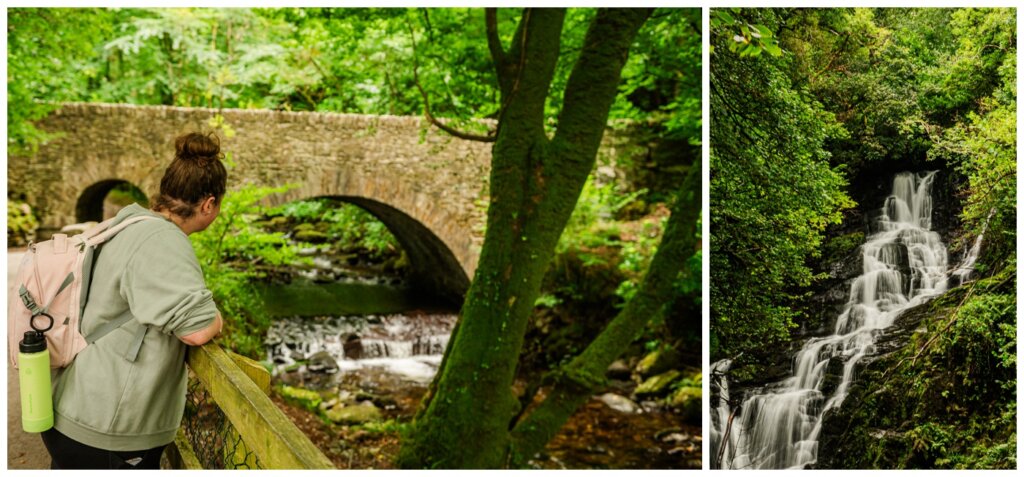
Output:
[124, 326, 148, 362]
[84, 309, 136, 344]
[18, 271, 74, 318]
[85, 311, 150, 363]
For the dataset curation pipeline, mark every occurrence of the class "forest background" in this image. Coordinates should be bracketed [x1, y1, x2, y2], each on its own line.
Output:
[710, 7, 1016, 469]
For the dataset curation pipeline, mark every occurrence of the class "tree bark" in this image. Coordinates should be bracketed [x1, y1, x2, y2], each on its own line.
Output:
[397, 8, 652, 469]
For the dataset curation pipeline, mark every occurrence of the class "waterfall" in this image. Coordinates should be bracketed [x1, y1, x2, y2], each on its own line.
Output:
[950, 208, 995, 286]
[711, 171, 967, 469]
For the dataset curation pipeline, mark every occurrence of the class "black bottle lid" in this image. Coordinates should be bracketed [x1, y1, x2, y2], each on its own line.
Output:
[19, 331, 47, 354]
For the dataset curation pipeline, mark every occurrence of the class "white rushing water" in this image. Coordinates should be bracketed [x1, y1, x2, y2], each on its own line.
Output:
[712, 171, 966, 469]
[266, 313, 456, 383]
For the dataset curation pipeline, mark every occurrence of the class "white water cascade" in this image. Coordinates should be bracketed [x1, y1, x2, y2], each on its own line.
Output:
[712, 171, 957, 469]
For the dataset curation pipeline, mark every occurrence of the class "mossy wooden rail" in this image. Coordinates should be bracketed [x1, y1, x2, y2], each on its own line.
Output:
[166, 342, 334, 469]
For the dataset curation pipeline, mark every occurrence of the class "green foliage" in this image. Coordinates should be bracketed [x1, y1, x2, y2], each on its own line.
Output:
[611, 8, 701, 144]
[268, 198, 401, 260]
[191, 183, 307, 358]
[931, 9, 1016, 265]
[933, 261, 1016, 396]
[553, 176, 664, 305]
[106, 183, 150, 207]
[8, 8, 699, 152]
[710, 8, 855, 360]
[7, 8, 118, 154]
[7, 199, 39, 246]
[711, 8, 783, 58]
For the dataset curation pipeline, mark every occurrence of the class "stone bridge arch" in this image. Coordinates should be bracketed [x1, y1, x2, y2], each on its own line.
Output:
[268, 171, 475, 305]
[75, 179, 149, 222]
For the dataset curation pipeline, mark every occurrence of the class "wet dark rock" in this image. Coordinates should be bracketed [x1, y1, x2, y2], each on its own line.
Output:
[343, 335, 363, 360]
[819, 357, 845, 398]
[308, 351, 339, 374]
[606, 360, 632, 380]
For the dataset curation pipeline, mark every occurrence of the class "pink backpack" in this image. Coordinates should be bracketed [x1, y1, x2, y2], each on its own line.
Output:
[8, 215, 157, 369]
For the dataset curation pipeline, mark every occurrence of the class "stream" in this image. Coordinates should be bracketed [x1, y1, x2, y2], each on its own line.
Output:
[261, 249, 696, 468]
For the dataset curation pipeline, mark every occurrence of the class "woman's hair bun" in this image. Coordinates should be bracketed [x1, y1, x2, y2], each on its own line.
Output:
[175, 132, 223, 163]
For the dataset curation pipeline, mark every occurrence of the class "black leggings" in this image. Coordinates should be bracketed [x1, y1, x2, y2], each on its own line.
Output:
[41, 428, 166, 469]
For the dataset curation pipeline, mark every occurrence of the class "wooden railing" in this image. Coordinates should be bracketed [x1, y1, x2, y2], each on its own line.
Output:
[164, 342, 334, 469]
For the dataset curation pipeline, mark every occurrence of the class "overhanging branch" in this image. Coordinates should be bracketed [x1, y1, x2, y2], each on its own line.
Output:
[406, 18, 497, 143]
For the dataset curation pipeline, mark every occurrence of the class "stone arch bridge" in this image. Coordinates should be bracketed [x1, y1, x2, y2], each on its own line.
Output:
[8, 102, 642, 303]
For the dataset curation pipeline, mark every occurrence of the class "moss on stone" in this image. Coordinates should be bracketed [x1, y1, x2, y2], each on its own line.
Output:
[279, 385, 323, 412]
[670, 386, 701, 423]
[326, 404, 383, 425]
[635, 370, 682, 397]
[294, 230, 329, 243]
[636, 345, 682, 378]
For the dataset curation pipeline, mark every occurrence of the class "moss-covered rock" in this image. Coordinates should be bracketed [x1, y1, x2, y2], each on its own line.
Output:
[636, 345, 682, 378]
[280, 385, 323, 412]
[326, 403, 383, 425]
[670, 386, 701, 423]
[635, 370, 681, 398]
[294, 230, 329, 243]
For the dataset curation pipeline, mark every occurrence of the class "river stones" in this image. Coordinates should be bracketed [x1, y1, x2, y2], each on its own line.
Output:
[606, 360, 632, 380]
[598, 393, 641, 414]
[308, 350, 340, 374]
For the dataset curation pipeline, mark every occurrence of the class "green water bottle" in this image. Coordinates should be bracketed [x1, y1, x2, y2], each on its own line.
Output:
[19, 331, 54, 433]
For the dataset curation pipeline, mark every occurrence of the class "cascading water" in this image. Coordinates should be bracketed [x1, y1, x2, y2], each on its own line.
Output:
[712, 171, 967, 469]
[266, 312, 457, 383]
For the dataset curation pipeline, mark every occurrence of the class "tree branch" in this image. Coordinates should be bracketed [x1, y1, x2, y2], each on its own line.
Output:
[405, 19, 496, 142]
[486, 8, 506, 72]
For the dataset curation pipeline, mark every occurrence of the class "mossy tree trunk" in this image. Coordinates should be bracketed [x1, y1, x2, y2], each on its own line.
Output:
[397, 8, 659, 468]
